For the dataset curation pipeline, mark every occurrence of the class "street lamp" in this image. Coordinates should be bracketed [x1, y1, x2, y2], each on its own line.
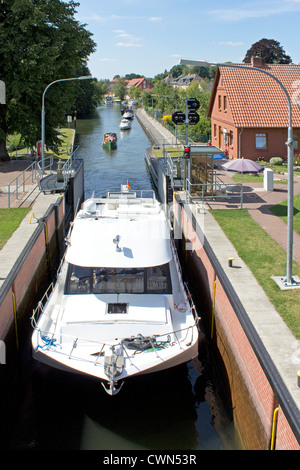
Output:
[41, 75, 92, 172]
[180, 58, 297, 287]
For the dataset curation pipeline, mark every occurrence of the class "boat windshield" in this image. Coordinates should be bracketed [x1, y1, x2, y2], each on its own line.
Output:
[65, 264, 172, 295]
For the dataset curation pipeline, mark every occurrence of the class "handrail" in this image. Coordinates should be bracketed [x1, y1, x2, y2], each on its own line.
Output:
[7, 161, 38, 208]
[185, 177, 242, 204]
[36, 146, 79, 188]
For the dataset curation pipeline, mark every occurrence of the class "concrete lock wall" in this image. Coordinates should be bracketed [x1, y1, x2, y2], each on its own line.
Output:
[0, 196, 65, 403]
[173, 195, 300, 450]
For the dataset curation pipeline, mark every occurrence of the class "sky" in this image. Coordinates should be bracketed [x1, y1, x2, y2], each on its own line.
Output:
[74, 0, 300, 81]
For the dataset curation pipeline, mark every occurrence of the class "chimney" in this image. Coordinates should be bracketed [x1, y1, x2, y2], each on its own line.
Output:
[251, 56, 264, 67]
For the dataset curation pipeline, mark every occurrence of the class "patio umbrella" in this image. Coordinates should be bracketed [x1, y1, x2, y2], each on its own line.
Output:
[221, 158, 264, 208]
[222, 158, 264, 173]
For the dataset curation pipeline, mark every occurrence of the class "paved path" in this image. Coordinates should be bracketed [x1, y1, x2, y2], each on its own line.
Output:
[0, 160, 40, 208]
[205, 167, 300, 265]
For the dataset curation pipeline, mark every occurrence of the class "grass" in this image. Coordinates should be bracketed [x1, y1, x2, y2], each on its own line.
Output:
[269, 194, 300, 236]
[210, 209, 300, 340]
[231, 173, 288, 184]
[0, 208, 31, 250]
[152, 146, 183, 159]
[7, 128, 75, 160]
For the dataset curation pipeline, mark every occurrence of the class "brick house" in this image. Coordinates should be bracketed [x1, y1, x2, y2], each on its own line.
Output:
[207, 57, 300, 161]
[126, 77, 153, 92]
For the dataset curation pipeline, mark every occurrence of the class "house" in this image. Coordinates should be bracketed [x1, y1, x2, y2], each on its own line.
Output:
[126, 77, 153, 92]
[170, 74, 202, 89]
[207, 57, 300, 160]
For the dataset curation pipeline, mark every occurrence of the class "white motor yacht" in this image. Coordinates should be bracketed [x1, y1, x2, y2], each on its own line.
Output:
[119, 118, 131, 130]
[31, 186, 200, 395]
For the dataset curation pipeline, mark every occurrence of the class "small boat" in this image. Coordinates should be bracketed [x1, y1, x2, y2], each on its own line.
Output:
[119, 118, 131, 130]
[31, 185, 200, 395]
[102, 133, 117, 149]
[105, 96, 113, 106]
[121, 107, 134, 119]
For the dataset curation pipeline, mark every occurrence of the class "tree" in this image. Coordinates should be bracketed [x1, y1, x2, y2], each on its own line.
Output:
[243, 38, 292, 64]
[0, 0, 96, 160]
[74, 66, 107, 116]
[112, 77, 127, 101]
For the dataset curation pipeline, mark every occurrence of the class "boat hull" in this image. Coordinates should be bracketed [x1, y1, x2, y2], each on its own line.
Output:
[103, 141, 117, 149]
[32, 337, 198, 383]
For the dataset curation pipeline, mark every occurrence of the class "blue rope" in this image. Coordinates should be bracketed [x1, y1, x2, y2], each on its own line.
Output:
[35, 333, 61, 351]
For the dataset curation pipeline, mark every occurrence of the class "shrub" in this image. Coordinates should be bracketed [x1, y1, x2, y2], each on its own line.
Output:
[270, 157, 283, 166]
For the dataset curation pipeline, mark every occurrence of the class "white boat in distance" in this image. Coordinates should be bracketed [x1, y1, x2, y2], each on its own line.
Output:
[119, 118, 131, 130]
[122, 107, 134, 119]
[31, 186, 200, 395]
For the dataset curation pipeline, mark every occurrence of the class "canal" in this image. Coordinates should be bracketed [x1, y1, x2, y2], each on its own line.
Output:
[6, 104, 240, 451]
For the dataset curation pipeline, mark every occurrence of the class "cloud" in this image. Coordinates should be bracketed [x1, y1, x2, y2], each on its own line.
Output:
[212, 41, 244, 46]
[115, 42, 143, 47]
[114, 30, 143, 48]
[208, 0, 300, 22]
[149, 17, 162, 22]
[100, 58, 117, 62]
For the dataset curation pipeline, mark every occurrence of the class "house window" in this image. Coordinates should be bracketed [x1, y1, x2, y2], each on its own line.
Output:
[218, 95, 222, 110]
[255, 133, 267, 149]
[223, 96, 227, 112]
[214, 124, 217, 137]
[293, 134, 299, 149]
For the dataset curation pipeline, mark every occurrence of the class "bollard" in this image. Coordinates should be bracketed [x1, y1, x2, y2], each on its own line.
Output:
[57, 159, 64, 182]
[297, 371, 300, 389]
[228, 257, 234, 267]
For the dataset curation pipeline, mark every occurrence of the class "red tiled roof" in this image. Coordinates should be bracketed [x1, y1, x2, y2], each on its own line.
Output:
[208, 63, 300, 128]
[126, 78, 143, 87]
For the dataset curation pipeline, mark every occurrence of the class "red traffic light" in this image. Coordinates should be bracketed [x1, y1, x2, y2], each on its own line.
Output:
[184, 146, 190, 158]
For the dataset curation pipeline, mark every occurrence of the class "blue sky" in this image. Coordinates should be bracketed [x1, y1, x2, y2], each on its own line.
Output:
[75, 0, 300, 80]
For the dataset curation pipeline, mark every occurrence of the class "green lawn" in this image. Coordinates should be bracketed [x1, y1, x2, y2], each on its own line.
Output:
[231, 173, 287, 184]
[210, 209, 300, 340]
[269, 194, 300, 236]
[7, 128, 75, 160]
[0, 208, 31, 250]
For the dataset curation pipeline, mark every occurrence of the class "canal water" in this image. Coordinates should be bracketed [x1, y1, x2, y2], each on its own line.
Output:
[6, 104, 240, 451]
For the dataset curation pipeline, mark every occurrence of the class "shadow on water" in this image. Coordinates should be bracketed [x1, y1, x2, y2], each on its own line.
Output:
[9, 340, 237, 450]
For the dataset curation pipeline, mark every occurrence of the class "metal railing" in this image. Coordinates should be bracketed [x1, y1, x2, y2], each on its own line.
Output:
[37, 146, 79, 189]
[7, 161, 38, 208]
[185, 177, 243, 204]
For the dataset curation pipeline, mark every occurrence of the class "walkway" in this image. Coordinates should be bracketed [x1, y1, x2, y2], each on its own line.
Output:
[0, 160, 40, 208]
[205, 167, 300, 265]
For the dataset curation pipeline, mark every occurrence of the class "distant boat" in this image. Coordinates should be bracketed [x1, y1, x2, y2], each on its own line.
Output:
[103, 133, 117, 149]
[120, 118, 131, 130]
[105, 97, 113, 106]
[122, 107, 134, 119]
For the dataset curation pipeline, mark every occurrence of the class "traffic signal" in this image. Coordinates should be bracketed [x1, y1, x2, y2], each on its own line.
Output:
[184, 146, 190, 158]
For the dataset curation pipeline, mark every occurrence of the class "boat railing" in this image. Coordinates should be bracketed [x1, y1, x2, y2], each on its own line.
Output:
[106, 189, 156, 204]
[31, 282, 54, 328]
[170, 238, 200, 324]
[32, 316, 197, 366]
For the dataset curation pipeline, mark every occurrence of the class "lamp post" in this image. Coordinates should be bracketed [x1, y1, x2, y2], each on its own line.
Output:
[41, 76, 92, 172]
[180, 58, 297, 287]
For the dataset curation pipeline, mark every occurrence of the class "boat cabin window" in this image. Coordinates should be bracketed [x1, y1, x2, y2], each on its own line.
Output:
[66, 264, 171, 294]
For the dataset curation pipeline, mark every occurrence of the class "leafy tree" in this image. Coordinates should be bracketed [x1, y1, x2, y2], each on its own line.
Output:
[112, 77, 127, 101]
[74, 66, 107, 116]
[243, 38, 292, 64]
[0, 0, 96, 160]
